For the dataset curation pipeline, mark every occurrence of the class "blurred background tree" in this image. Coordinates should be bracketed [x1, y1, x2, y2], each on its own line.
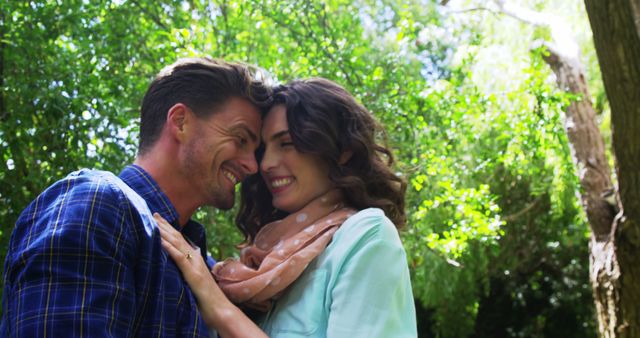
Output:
[1, 0, 615, 336]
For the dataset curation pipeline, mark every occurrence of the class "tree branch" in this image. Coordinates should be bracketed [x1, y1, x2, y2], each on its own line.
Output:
[445, 6, 501, 17]
[502, 197, 543, 223]
[493, 0, 579, 60]
[130, 0, 170, 31]
[476, 0, 615, 239]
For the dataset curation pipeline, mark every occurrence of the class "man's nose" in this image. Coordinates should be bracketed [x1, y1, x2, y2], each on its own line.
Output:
[239, 152, 259, 175]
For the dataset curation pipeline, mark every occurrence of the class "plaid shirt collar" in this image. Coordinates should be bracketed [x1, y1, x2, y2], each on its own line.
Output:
[119, 164, 180, 226]
[119, 164, 210, 261]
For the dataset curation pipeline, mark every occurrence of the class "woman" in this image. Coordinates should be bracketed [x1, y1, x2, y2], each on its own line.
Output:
[156, 78, 417, 337]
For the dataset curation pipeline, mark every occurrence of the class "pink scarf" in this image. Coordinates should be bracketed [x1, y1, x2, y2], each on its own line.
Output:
[212, 190, 356, 310]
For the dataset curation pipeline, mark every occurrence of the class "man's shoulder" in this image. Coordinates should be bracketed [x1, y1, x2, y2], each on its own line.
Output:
[18, 168, 139, 220]
[10, 169, 138, 255]
[56, 168, 151, 213]
[45, 168, 128, 200]
[66, 168, 122, 185]
[19, 167, 153, 221]
[12, 168, 150, 249]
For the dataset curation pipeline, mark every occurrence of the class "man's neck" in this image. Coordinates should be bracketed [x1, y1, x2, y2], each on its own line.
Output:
[134, 156, 198, 227]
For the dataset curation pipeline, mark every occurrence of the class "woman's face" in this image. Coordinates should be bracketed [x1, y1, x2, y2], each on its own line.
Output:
[260, 104, 335, 213]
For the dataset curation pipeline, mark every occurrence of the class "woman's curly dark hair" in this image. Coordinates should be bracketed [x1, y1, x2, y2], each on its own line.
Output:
[235, 78, 406, 243]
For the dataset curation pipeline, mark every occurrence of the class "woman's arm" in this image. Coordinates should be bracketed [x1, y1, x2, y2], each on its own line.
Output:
[154, 213, 268, 338]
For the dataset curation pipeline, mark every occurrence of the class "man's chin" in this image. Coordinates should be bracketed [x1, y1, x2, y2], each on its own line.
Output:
[216, 203, 234, 210]
[211, 194, 234, 210]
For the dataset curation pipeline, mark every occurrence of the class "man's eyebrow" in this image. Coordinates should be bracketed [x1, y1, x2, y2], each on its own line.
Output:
[238, 126, 258, 143]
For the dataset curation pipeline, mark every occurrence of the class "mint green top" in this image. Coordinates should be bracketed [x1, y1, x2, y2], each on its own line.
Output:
[259, 208, 417, 338]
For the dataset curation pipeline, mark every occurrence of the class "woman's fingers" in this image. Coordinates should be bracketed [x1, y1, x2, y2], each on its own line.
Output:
[160, 237, 187, 263]
[153, 212, 176, 233]
[153, 213, 199, 266]
[153, 213, 211, 287]
[154, 213, 191, 248]
[151, 216, 247, 332]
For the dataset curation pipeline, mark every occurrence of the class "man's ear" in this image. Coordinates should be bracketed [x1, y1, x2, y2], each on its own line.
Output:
[166, 103, 189, 142]
[339, 150, 353, 165]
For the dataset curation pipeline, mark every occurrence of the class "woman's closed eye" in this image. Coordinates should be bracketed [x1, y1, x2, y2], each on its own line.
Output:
[280, 141, 294, 147]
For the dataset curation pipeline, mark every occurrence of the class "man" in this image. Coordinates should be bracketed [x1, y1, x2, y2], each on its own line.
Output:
[1, 58, 270, 336]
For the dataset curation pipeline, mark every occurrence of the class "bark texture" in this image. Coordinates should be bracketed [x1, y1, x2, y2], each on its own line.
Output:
[448, 1, 640, 335]
[540, 45, 614, 239]
[584, 0, 640, 337]
[491, 0, 640, 336]
[490, 2, 615, 235]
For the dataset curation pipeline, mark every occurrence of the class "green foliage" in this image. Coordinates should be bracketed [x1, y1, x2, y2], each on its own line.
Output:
[1, 0, 598, 336]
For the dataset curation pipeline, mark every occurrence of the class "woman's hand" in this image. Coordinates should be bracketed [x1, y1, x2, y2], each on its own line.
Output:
[154, 213, 268, 338]
[154, 213, 214, 299]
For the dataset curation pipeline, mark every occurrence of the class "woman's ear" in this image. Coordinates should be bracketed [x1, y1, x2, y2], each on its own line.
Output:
[339, 150, 353, 165]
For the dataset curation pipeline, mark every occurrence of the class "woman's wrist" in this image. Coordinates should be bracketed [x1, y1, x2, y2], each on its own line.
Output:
[208, 300, 268, 338]
[193, 277, 233, 327]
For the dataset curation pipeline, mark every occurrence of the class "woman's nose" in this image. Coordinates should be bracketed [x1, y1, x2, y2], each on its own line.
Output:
[260, 146, 277, 173]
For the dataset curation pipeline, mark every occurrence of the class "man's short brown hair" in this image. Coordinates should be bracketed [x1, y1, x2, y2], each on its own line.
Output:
[138, 57, 271, 154]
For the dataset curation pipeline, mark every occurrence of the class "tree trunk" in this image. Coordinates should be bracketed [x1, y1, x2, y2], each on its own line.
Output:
[447, 1, 640, 335]
[584, 0, 640, 337]
[488, 2, 616, 238]
[490, 0, 640, 335]
[539, 44, 614, 238]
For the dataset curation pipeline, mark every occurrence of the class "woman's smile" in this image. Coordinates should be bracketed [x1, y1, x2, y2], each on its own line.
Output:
[268, 176, 294, 193]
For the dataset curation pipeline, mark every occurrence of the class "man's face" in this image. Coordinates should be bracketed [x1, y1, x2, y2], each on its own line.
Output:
[180, 97, 262, 210]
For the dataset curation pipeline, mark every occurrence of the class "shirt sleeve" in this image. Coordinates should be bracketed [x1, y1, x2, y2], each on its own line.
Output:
[326, 215, 417, 338]
[2, 175, 139, 337]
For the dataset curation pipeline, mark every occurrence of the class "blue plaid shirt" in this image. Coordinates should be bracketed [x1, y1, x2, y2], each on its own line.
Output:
[2, 165, 214, 337]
